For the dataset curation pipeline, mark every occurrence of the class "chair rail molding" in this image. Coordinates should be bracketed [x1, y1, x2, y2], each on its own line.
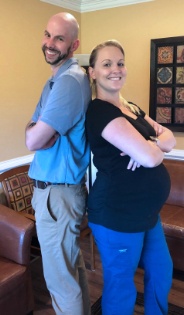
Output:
[164, 149, 184, 161]
[40, 0, 154, 13]
[0, 154, 34, 173]
[0, 148, 183, 173]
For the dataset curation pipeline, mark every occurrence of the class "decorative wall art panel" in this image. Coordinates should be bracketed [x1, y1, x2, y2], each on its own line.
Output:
[150, 36, 184, 132]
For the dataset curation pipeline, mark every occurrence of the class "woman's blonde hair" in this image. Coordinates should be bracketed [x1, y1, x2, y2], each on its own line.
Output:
[120, 96, 140, 115]
[89, 39, 140, 115]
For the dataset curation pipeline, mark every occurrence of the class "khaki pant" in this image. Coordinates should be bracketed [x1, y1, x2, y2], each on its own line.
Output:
[32, 184, 91, 315]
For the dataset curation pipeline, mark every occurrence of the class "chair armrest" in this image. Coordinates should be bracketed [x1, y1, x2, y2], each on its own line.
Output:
[0, 204, 34, 265]
[18, 212, 36, 222]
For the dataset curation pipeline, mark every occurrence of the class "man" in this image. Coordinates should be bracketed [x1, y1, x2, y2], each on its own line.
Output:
[25, 12, 91, 315]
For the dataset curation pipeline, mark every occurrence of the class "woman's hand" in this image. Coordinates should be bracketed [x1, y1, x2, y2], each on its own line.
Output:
[152, 121, 164, 136]
[120, 152, 141, 171]
[145, 115, 176, 152]
[127, 157, 141, 171]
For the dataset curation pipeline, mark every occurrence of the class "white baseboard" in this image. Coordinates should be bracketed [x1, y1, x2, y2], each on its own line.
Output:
[0, 149, 183, 173]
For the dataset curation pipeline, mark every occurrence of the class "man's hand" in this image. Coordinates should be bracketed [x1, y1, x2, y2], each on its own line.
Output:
[41, 132, 60, 149]
[25, 119, 59, 151]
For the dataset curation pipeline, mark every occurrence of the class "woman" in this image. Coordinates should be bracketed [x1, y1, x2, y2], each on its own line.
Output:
[85, 40, 176, 315]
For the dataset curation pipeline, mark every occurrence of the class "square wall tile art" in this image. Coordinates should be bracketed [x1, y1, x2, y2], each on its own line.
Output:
[150, 36, 184, 131]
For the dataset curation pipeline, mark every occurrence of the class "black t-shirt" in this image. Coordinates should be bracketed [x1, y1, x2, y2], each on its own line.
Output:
[86, 99, 171, 232]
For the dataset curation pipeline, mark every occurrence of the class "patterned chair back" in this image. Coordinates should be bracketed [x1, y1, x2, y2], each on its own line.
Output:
[0, 164, 95, 269]
[0, 165, 34, 215]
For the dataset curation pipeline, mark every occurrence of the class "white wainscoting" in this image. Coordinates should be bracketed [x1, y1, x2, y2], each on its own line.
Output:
[164, 149, 184, 161]
[0, 154, 34, 172]
[0, 150, 183, 185]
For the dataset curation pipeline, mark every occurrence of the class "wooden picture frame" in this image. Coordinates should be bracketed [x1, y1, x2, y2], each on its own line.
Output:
[149, 36, 184, 132]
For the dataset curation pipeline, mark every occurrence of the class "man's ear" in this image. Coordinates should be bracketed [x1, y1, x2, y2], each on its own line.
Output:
[71, 39, 80, 52]
[88, 66, 96, 80]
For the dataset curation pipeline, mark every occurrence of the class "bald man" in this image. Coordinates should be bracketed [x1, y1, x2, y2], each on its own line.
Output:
[25, 13, 91, 315]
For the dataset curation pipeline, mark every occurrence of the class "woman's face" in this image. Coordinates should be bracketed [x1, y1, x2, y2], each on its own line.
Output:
[89, 46, 127, 95]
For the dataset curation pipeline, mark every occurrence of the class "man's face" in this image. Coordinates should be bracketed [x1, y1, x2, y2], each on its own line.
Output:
[41, 16, 74, 67]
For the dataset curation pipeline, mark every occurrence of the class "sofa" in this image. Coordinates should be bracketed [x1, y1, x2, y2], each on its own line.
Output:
[0, 158, 183, 274]
[160, 158, 184, 272]
[0, 204, 35, 315]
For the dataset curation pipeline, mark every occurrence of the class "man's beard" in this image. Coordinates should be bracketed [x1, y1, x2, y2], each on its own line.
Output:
[42, 45, 71, 66]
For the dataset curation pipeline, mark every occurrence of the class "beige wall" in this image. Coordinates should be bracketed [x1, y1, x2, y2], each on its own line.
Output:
[81, 0, 184, 149]
[0, 0, 81, 161]
[0, 0, 183, 162]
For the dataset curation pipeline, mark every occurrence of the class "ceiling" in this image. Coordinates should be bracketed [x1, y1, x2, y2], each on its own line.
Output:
[40, 0, 153, 13]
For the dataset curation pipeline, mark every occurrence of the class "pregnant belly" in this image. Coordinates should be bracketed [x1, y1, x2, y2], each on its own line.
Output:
[113, 164, 170, 212]
[89, 163, 171, 216]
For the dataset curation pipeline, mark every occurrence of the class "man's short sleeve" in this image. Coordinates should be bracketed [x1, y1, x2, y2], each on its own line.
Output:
[40, 75, 83, 135]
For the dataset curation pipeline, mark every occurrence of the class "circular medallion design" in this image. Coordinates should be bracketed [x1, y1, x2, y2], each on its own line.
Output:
[157, 67, 173, 84]
[157, 46, 173, 64]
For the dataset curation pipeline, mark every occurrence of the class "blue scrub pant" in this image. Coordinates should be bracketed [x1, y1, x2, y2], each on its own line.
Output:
[89, 218, 173, 315]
